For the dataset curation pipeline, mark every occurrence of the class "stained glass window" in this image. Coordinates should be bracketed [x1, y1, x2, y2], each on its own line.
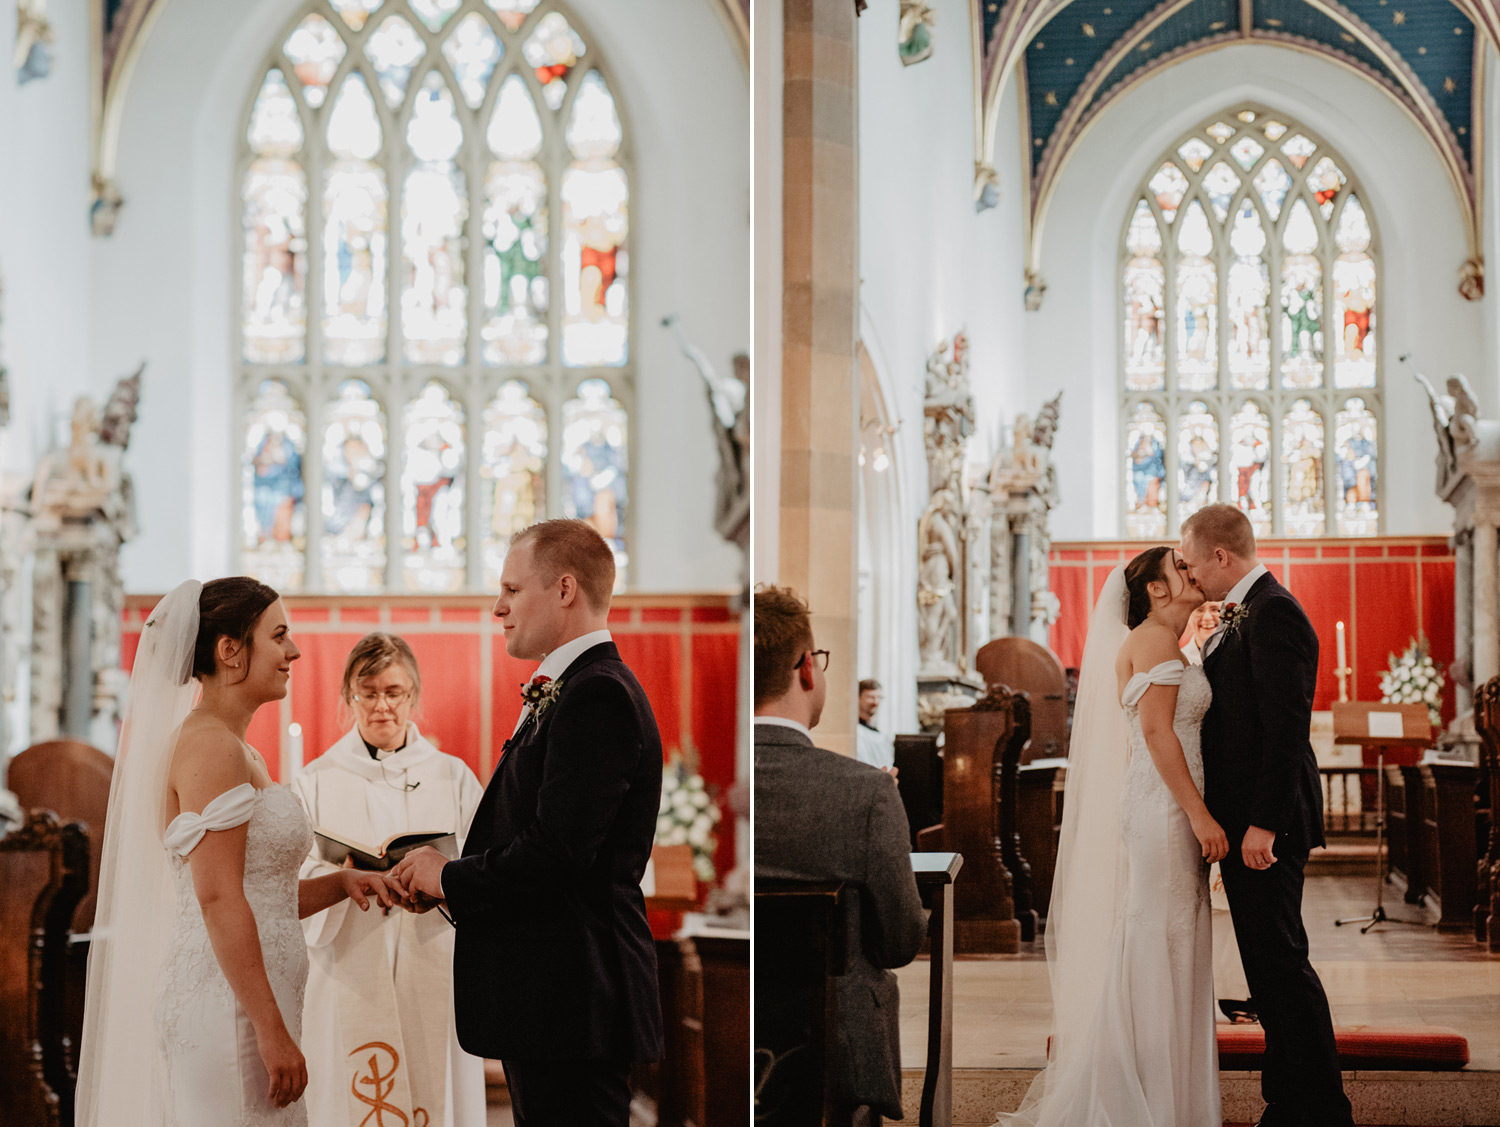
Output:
[1119, 106, 1381, 536]
[1125, 402, 1167, 538]
[322, 379, 388, 592]
[243, 380, 308, 590]
[563, 379, 628, 577]
[238, 0, 633, 590]
[1335, 397, 1378, 535]
[401, 382, 467, 591]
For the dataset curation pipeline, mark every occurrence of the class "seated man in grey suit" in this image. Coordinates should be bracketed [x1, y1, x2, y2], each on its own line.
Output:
[754, 584, 927, 1126]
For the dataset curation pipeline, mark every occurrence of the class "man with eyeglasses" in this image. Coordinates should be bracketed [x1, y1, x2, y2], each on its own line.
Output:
[754, 584, 925, 1127]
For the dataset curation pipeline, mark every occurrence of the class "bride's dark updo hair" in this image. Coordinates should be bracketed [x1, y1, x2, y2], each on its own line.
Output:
[191, 577, 280, 682]
[1124, 546, 1174, 629]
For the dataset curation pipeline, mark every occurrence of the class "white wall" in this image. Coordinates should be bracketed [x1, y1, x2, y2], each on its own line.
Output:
[93, 0, 748, 593]
[0, 0, 98, 476]
[856, 0, 1031, 729]
[1028, 44, 1483, 539]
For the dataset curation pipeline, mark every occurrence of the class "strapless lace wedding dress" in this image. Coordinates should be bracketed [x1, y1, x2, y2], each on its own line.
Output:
[155, 783, 313, 1126]
[1001, 659, 1221, 1126]
[1098, 659, 1221, 1125]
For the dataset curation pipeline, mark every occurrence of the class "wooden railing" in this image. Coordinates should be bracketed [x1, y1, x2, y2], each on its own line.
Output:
[1319, 766, 1378, 836]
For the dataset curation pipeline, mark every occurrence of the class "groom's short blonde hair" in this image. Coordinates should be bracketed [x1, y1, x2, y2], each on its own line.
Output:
[1181, 503, 1255, 560]
[510, 519, 616, 610]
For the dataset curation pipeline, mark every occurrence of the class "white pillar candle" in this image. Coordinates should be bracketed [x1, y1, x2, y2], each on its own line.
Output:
[1336, 620, 1347, 670]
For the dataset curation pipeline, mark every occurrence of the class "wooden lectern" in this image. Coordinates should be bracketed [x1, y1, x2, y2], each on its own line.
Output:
[1331, 702, 1432, 932]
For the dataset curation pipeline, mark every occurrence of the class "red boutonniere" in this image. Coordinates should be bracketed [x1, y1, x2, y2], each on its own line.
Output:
[1220, 602, 1249, 637]
[520, 675, 564, 720]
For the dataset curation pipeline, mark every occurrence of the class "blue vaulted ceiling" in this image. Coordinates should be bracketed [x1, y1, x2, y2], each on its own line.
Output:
[980, 0, 1487, 281]
[1008, 0, 1477, 175]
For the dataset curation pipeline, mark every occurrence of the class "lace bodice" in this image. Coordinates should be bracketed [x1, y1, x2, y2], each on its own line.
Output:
[156, 784, 313, 1126]
[1122, 660, 1212, 792]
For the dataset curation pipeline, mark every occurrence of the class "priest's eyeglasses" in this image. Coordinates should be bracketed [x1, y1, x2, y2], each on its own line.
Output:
[794, 649, 831, 672]
[352, 689, 412, 709]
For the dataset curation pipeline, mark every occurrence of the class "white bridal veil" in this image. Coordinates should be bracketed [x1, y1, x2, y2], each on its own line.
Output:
[999, 565, 1131, 1124]
[76, 580, 203, 1127]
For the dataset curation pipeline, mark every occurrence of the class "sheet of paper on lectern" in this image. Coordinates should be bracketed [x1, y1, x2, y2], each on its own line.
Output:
[1367, 711, 1405, 738]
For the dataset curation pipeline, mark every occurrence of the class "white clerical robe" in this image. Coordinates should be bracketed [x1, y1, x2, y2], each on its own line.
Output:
[292, 725, 486, 1127]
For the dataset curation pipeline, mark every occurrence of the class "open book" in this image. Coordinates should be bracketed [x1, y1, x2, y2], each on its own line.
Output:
[314, 828, 458, 872]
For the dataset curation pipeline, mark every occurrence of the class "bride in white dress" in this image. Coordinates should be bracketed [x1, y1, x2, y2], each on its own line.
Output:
[999, 548, 1228, 1126]
[77, 578, 400, 1126]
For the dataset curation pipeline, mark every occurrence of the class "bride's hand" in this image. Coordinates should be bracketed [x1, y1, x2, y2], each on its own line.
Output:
[340, 868, 397, 912]
[1191, 813, 1229, 864]
[257, 1026, 307, 1109]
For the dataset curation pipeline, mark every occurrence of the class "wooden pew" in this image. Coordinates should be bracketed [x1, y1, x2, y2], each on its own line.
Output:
[916, 685, 1031, 951]
[0, 810, 89, 1127]
[1422, 763, 1479, 931]
[1476, 678, 1500, 950]
[7, 740, 113, 1085]
[754, 879, 851, 1127]
[893, 734, 942, 849]
[1016, 760, 1066, 921]
[974, 637, 1069, 761]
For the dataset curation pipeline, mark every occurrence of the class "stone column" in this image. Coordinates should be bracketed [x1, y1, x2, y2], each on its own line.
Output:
[779, 0, 860, 754]
[1475, 522, 1498, 687]
[1010, 516, 1031, 637]
[63, 560, 93, 740]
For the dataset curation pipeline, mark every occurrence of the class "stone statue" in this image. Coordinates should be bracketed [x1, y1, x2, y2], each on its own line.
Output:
[1415, 368, 1458, 492]
[32, 397, 113, 528]
[917, 487, 961, 670]
[919, 333, 976, 672]
[100, 362, 143, 447]
[661, 317, 748, 568]
[1443, 374, 1500, 461]
[898, 0, 935, 66]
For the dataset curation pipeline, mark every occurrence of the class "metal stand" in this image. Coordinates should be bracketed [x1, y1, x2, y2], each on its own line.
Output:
[1335, 747, 1424, 933]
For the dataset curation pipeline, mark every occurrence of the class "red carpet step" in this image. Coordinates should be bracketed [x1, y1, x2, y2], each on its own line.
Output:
[1217, 1024, 1469, 1071]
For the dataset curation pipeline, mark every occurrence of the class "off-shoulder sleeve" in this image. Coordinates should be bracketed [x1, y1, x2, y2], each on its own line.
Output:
[162, 782, 258, 858]
[1120, 659, 1188, 708]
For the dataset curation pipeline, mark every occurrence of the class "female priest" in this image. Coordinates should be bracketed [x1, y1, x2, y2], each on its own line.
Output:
[290, 632, 485, 1126]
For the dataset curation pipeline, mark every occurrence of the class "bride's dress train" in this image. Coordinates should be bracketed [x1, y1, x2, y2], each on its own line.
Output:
[1001, 659, 1219, 1126]
[156, 782, 313, 1126]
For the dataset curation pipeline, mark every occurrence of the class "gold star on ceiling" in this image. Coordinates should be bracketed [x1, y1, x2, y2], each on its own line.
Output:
[1045, 91, 1058, 106]
[1082, 22, 1095, 37]
[1210, 20, 1226, 30]
[1445, 76, 1457, 93]
[1393, 10, 1405, 25]
[1138, 39, 1153, 52]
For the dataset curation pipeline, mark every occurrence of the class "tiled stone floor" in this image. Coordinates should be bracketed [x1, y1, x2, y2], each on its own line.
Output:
[897, 874, 1500, 1125]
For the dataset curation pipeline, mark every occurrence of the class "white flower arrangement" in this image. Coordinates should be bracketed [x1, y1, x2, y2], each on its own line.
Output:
[657, 749, 722, 883]
[1378, 636, 1443, 728]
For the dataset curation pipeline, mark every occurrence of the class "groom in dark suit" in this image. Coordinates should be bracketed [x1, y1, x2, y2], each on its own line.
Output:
[1180, 504, 1353, 1127]
[393, 518, 663, 1125]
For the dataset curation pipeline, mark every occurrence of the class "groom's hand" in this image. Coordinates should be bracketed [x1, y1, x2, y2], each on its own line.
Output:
[1242, 825, 1277, 870]
[391, 845, 448, 901]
